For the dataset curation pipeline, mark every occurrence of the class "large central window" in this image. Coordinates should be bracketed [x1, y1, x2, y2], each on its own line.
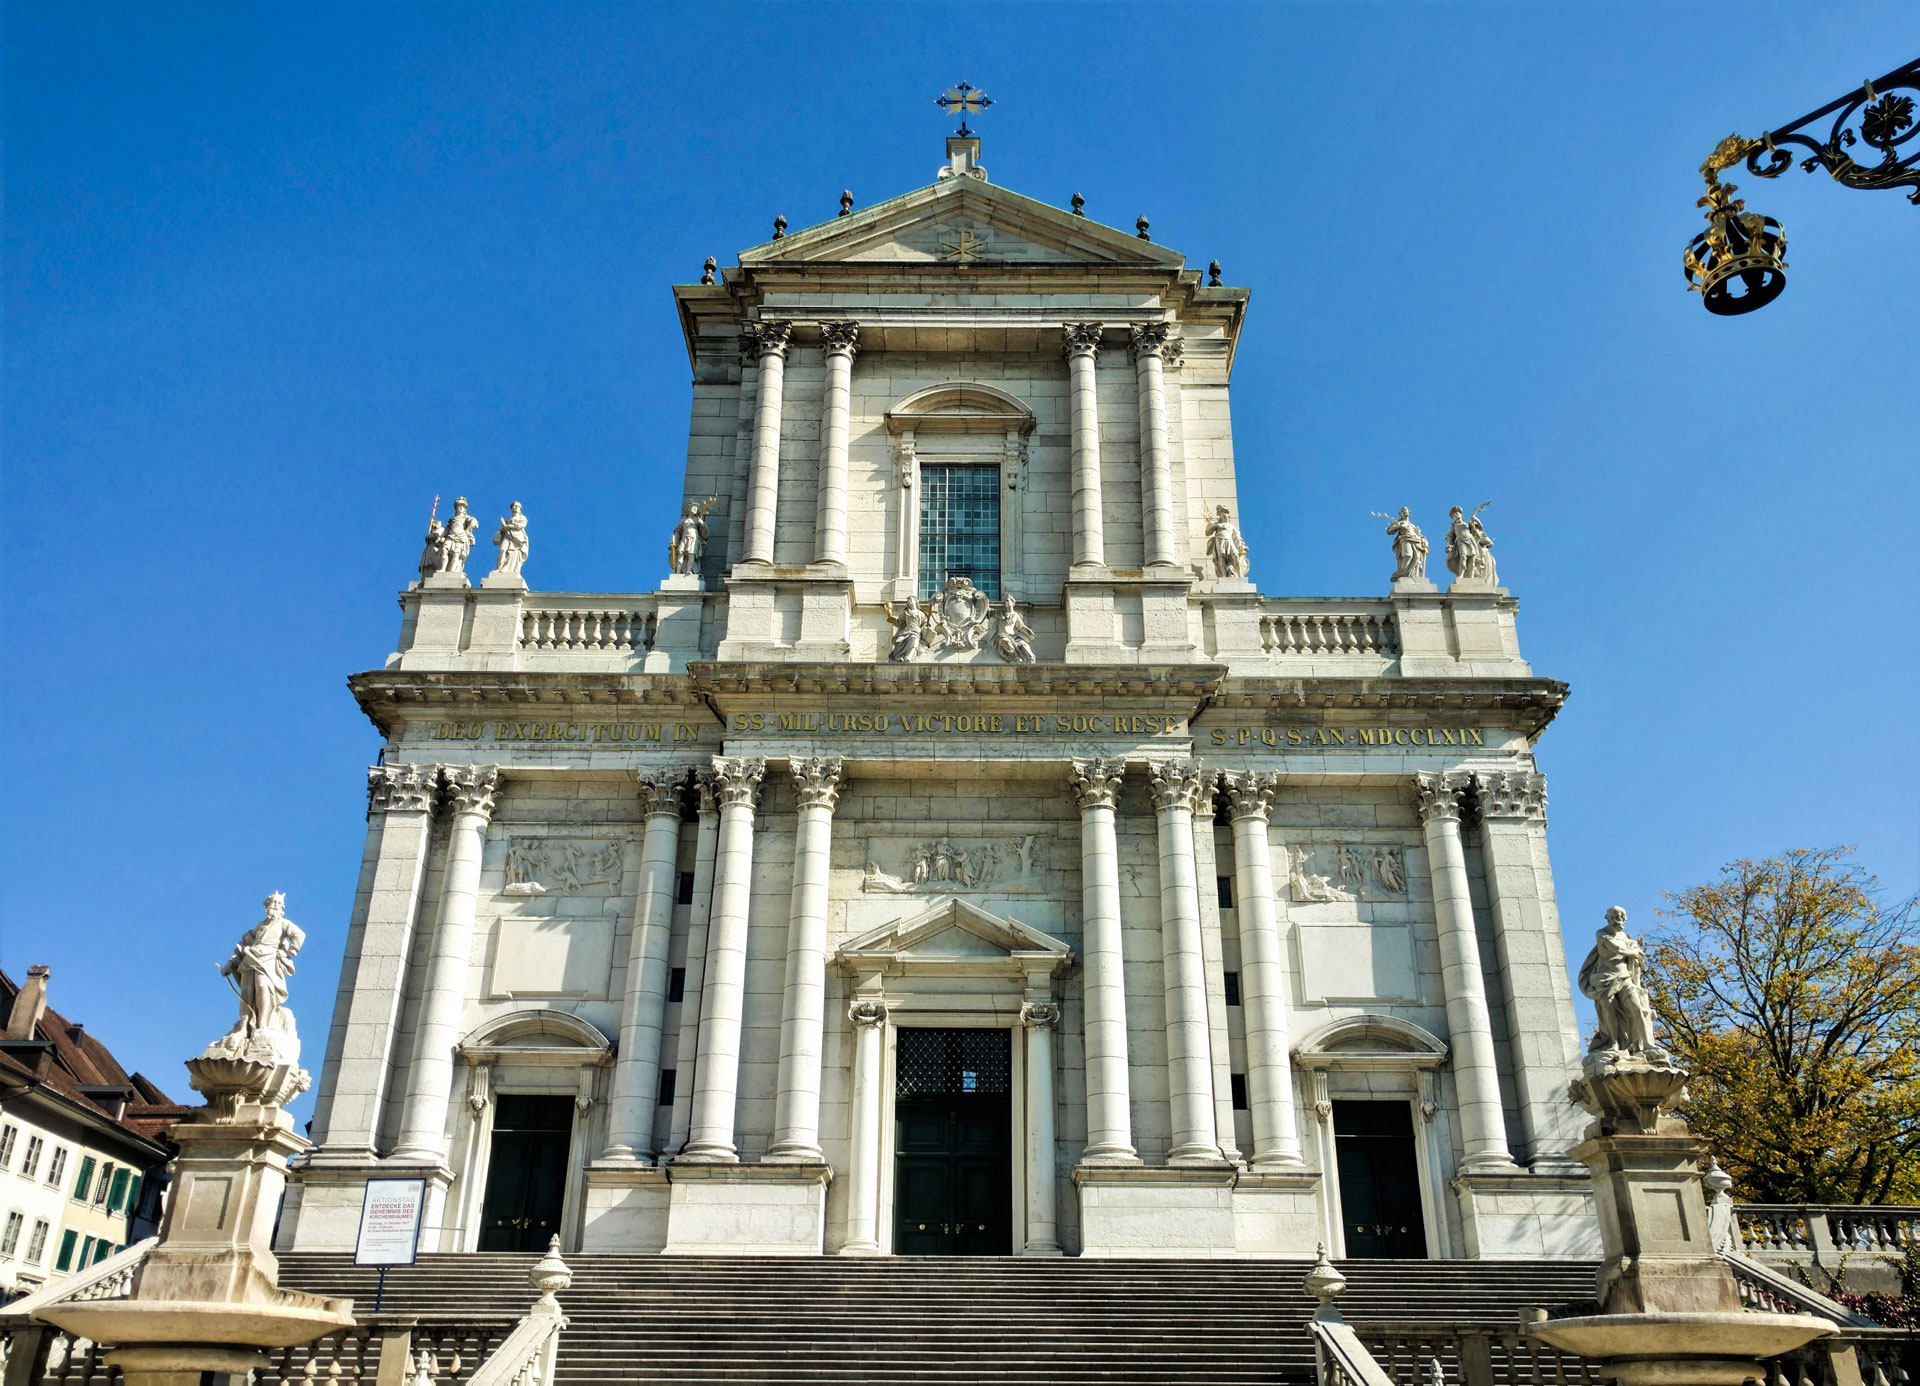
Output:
[918, 464, 1000, 599]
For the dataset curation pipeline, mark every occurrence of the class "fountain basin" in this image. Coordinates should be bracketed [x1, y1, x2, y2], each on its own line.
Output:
[1532, 1312, 1835, 1386]
[41, 1296, 355, 1351]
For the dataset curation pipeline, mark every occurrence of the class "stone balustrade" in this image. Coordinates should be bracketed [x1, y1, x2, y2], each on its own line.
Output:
[518, 599, 656, 654]
[1259, 607, 1401, 658]
[1735, 1202, 1920, 1270]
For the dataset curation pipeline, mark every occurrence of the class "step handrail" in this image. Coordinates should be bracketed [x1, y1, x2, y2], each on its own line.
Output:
[1723, 1249, 1875, 1327]
[456, 1239, 572, 1386]
[0, 1238, 156, 1322]
[1311, 1319, 1399, 1386]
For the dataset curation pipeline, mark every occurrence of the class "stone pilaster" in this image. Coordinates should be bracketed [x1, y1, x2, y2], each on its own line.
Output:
[1068, 758, 1138, 1164]
[667, 769, 722, 1154]
[813, 322, 859, 567]
[1021, 1000, 1063, 1255]
[602, 769, 689, 1163]
[1413, 771, 1516, 1173]
[1129, 323, 1176, 569]
[393, 765, 500, 1166]
[1221, 770, 1303, 1167]
[740, 321, 792, 567]
[769, 756, 845, 1162]
[1062, 324, 1105, 570]
[840, 998, 888, 1255]
[1149, 759, 1223, 1165]
[679, 756, 765, 1162]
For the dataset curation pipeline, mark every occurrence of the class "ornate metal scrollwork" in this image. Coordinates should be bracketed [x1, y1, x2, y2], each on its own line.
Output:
[1743, 59, 1920, 202]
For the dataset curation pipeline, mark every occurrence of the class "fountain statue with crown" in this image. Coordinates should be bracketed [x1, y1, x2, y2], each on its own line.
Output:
[41, 893, 355, 1386]
[1527, 907, 1833, 1386]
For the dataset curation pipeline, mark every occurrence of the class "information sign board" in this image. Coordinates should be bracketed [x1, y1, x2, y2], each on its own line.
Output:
[354, 1177, 426, 1267]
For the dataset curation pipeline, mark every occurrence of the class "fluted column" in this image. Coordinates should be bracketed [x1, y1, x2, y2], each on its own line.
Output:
[667, 770, 722, 1154]
[1414, 771, 1516, 1173]
[394, 765, 500, 1162]
[679, 756, 766, 1162]
[840, 998, 888, 1255]
[1129, 323, 1176, 568]
[769, 756, 845, 1162]
[1021, 1000, 1062, 1255]
[741, 321, 793, 566]
[1062, 323, 1106, 569]
[813, 322, 859, 566]
[1221, 770, 1303, 1167]
[1068, 759, 1137, 1164]
[602, 769, 687, 1163]
[1149, 759, 1222, 1165]
[311, 764, 439, 1154]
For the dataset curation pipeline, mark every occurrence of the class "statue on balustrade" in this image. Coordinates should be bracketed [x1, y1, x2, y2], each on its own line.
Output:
[669, 496, 717, 576]
[1207, 505, 1249, 578]
[1375, 507, 1429, 582]
[1444, 502, 1497, 584]
[436, 496, 480, 576]
[418, 515, 445, 585]
[1578, 906, 1664, 1059]
[492, 501, 530, 578]
[993, 596, 1036, 663]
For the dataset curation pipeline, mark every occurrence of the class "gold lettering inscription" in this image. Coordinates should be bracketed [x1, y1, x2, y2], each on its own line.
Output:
[1213, 725, 1491, 751]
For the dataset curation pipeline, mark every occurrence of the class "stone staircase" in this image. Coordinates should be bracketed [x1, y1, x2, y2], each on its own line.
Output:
[277, 1253, 1601, 1386]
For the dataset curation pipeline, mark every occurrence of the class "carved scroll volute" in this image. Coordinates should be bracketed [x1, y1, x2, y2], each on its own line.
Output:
[848, 998, 889, 1029]
[1473, 770, 1547, 824]
[1021, 1000, 1061, 1030]
[441, 765, 502, 820]
[1068, 758, 1126, 811]
[709, 756, 766, 811]
[1220, 769, 1280, 823]
[1147, 759, 1209, 814]
[1411, 770, 1470, 827]
[791, 756, 845, 813]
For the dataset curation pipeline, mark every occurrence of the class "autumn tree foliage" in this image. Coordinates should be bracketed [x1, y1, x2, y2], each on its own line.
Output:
[1647, 847, 1920, 1205]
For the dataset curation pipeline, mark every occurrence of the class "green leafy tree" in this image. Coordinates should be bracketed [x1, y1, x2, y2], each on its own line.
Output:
[1646, 847, 1920, 1205]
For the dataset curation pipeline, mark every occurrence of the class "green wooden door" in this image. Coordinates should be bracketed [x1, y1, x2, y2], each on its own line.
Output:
[478, 1094, 574, 1252]
[1333, 1100, 1427, 1258]
[893, 1029, 1012, 1255]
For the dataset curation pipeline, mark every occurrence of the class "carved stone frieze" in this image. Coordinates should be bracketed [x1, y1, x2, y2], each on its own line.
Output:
[503, 836, 626, 898]
[1068, 758, 1125, 812]
[1412, 771, 1470, 826]
[1220, 769, 1280, 823]
[710, 756, 766, 811]
[791, 756, 845, 813]
[862, 833, 1044, 895]
[441, 765, 501, 820]
[1475, 770, 1547, 824]
[1284, 841, 1408, 903]
[369, 763, 438, 816]
[1148, 759, 1208, 814]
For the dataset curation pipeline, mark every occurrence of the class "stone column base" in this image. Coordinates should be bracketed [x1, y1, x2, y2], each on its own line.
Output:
[581, 1163, 670, 1252]
[1455, 1168, 1602, 1259]
[1073, 1164, 1237, 1257]
[663, 1162, 831, 1255]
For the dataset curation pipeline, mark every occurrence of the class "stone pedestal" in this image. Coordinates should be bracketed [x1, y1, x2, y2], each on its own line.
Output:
[662, 1162, 831, 1255]
[1074, 1165, 1237, 1257]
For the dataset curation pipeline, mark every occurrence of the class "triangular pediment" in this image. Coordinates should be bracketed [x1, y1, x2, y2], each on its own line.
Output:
[837, 897, 1072, 970]
[739, 177, 1185, 271]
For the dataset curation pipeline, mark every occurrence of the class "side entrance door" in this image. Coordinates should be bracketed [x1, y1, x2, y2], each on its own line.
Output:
[1332, 1099, 1428, 1258]
[893, 1029, 1012, 1255]
[478, 1094, 573, 1252]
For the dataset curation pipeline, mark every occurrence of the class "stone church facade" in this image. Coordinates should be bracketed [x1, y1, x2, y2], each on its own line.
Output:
[281, 133, 1602, 1262]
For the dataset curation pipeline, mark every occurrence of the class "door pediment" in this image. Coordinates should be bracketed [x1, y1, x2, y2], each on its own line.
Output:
[836, 897, 1072, 979]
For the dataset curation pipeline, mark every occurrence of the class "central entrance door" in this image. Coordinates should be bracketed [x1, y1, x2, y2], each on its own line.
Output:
[478, 1094, 573, 1252]
[1332, 1099, 1428, 1258]
[893, 1028, 1013, 1255]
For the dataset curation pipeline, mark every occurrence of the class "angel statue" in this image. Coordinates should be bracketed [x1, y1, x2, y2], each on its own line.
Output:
[1444, 502, 1496, 583]
[993, 596, 1036, 663]
[1206, 505, 1249, 578]
[1577, 906, 1663, 1059]
[1373, 507, 1429, 582]
[884, 598, 929, 663]
[492, 501, 530, 578]
[669, 496, 718, 577]
[219, 892, 307, 1048]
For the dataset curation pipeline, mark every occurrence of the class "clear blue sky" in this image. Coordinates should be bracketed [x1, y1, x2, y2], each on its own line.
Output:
[5, 4, 1915, 1124]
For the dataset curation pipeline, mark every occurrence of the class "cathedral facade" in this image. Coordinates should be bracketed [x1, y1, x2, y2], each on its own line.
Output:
[281, 133, 1601, 1262]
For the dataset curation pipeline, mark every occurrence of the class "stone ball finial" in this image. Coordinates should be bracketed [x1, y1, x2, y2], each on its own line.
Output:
[772, 214, 787, 240]
[1208, 259, 1222, 286]
[700, 257, 717, 286]
[1135, 215, 1151, 241]
[839, 190, 854, 217]
[1070, 191, 1085, 216]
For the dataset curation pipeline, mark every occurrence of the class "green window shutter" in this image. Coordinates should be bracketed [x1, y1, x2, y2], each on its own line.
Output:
[73, 1155, 96, 1202]
[124, 1174, 143, 1220]
[92, 1238, 112, 1265]
[56, 1229, 78, 1271]
[107, 1167, 131, 1214]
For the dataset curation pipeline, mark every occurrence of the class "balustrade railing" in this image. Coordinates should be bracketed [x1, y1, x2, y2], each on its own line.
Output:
[1337, 1321, 1602, 1386]
[1735, 1203, 1920, 1266]
[1259, 609, 1401, 657]
[518, 600, 655, 654]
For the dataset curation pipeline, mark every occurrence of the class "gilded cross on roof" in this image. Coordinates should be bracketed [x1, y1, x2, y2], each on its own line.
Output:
[936, 82, 994, 136]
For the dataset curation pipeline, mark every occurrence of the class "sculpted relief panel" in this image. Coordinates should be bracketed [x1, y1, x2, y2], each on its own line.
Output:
[1285, 842, 1408, 903]
[862, 833, 1046, 895]
[503, 837, 627, 897]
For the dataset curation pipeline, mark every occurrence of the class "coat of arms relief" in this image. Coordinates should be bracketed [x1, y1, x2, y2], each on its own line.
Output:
[1285, 843, 1408, 903]
[862, 833, 1045, 895]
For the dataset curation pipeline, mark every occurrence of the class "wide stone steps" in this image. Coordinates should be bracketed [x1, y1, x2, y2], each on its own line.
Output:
[279, 1254, 1600, 1386]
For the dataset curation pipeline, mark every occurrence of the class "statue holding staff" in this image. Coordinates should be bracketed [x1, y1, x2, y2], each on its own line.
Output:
[218, 891, 307, 1046]
[1373, 507, 1429, 582]
[669, 496, 718, 576]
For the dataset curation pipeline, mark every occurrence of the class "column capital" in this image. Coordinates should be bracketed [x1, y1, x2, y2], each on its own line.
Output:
[1412, 770, 1471, 827]
[1021, 1000, 1061, 1030]
[1068, 757, 1125, 811]
[636, 767, 689, 819]
[694, 766, 722, 817]
[441, 765, 501, 820]
[1061, 322, 1104, 358]
[368, 763, 438, 815]
[1148, 758, 1209, 814]
[818, 320, 861, 357]
[790, 756, 845, 813]
[1474, 769, 1547, 824]
[1220, 769, 1280, 823]
[709, 755, 766, 810]
[747, 319, 793, 360]
[1127, 322, 1171, 361]
[848, 998, 889, 1029]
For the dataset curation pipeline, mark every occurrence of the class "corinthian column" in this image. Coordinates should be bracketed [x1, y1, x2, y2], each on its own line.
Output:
[813, 322, 860, 567]
[1149, 759, 1222, 1164]
[769, 756, 845, 1162]
[1414, 771, 1516, 1172]
[741, 321, 793, 566]
[679, 756, 765, 1162]
[1022, 1000, 1063, 1254]
[1129, 323, 1176, 568]
[840, 998, 888, 1255]
[1062, 324, 1106, 569]
[1220, 770, 1303, 1167]
[311, 764, 439, 1155]
[1068, 759, 1137, 1164]
[394, 765, 500, 1162]
[602, 769, 687, 1163]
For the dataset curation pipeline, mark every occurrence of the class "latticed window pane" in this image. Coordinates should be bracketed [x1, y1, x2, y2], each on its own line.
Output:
[895, 1028, 1011, 1096]
[918, 465, 1000, 599]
